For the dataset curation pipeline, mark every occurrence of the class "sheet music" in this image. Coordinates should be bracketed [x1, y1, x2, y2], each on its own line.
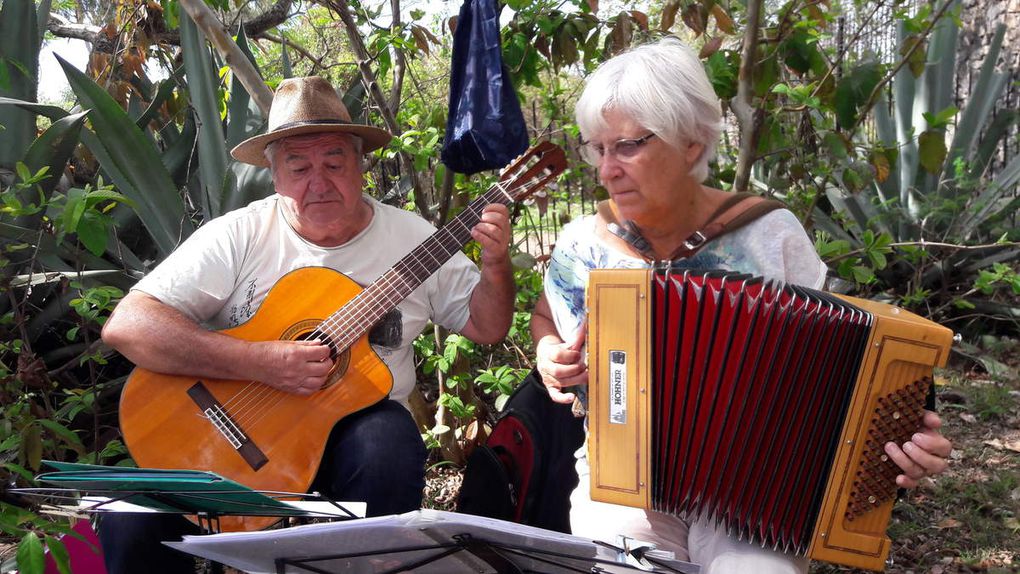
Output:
[166, 509, 700, 573]
[74, 496, 367, 518]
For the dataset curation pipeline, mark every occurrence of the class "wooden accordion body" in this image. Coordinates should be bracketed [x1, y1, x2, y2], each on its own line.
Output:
[586, 269, 954, 571]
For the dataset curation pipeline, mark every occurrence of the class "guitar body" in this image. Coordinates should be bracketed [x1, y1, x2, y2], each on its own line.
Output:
[118, 267, 394, 531]
[117, 141, 568, 532]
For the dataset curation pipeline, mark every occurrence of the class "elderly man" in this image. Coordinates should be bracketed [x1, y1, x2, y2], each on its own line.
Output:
[98, 76, 514, 573]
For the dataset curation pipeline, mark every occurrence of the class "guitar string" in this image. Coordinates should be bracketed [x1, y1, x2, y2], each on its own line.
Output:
[218, 194, 497, 429]
[328, 176, 521, 335]
[229, 190, 506, 430]
[211, 181, 521, 430]
[213, 175, 536, 432]
[228, 384, 281, 428]
[227, 191, 505, 431]
[312, 183, 510, 348]
[220, 384, 272, 424]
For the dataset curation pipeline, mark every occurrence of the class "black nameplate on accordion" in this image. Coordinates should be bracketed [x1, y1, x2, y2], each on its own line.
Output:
[648, 269, 873, 555]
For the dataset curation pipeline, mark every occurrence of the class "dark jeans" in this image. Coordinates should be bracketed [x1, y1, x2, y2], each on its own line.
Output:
[99, 399, 426, 574]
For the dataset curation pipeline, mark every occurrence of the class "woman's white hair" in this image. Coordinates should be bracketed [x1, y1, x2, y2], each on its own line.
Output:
[575, 37, 723, 182]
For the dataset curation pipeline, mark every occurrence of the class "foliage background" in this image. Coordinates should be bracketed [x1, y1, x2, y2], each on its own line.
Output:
[1, 0, 1018, 571]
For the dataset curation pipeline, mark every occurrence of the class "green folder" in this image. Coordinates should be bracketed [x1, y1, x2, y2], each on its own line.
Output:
[37, 461, 307, 516]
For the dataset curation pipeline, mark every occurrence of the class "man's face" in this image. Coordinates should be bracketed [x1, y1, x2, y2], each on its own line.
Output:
[270, 132, 368, 242]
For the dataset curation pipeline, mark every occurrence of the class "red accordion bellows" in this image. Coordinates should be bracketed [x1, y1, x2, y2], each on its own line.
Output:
[651, 272, 872, 554]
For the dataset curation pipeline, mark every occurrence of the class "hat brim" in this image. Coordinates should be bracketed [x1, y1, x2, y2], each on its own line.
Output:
[230, 123, 393, 167]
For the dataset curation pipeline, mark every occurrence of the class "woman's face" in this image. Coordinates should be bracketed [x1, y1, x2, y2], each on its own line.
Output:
[589, 109, 703, 225]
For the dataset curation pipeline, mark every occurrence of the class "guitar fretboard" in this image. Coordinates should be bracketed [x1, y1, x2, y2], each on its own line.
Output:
[314, 183, 513, 350]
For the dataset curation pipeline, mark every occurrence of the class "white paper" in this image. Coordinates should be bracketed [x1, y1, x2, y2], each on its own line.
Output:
[73, 496, 366, 518]
[166, 509, 699, 573]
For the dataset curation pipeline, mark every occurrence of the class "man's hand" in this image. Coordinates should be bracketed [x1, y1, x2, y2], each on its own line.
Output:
[249, 340, 334, 395]
[102, 291, 336, 395]
[536, 324, 588, 404]
[885, 410, 952, 488]
[460, 203, 515, 345]
[470, 204, 511, 266]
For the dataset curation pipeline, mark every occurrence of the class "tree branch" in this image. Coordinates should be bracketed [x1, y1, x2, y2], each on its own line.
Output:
[46, 0, 293, 53]
[254, 31, 328, 73]
[321, 0, 429, 220]
[809, 0, 886, 100]
[731, 0, 764, 192]
[828, 240, 1020, 263]
[46, 13, 100, 43]
[176, 0, 274, 115]
[849, 0, 956, 132]
[387, 0, 406, 112]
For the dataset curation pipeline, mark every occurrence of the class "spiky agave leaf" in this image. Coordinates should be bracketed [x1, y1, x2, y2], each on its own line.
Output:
[57, 55, 194, 257]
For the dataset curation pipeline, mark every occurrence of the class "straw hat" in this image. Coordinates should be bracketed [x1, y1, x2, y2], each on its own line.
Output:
[231, 76, 392, 167]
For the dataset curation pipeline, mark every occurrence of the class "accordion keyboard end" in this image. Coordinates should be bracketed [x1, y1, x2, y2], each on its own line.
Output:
[845, 377, 931, 521]
[809, 300, 953, 571]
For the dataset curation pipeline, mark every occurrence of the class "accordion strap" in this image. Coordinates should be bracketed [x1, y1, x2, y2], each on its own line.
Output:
[596, 192, 786, 263]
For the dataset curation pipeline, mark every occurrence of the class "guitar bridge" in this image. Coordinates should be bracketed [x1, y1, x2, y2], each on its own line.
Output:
[187, 382, 269, 471]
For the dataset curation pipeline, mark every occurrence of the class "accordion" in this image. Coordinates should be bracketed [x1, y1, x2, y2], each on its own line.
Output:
[586, 269, 953, 571]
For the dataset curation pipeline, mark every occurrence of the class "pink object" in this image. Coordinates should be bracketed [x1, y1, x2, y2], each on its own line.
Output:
[44, 519, 107, 574]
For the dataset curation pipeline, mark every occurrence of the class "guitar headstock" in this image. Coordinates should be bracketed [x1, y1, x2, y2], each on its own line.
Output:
[498, 141, 567, 202]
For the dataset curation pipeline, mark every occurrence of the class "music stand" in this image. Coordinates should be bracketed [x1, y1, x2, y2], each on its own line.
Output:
[26, 461, 364, 532]
[166, 509, 700, 573]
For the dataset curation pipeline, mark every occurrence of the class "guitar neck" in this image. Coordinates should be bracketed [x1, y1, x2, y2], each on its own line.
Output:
[319, 184, 513, 350]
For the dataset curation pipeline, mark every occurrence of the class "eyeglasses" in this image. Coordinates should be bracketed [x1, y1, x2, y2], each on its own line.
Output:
[580, 133, 657, 165]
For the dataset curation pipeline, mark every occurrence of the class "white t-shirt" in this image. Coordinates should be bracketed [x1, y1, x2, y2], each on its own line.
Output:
[544, 209, 828, 341]
[133, 194, 481, 404]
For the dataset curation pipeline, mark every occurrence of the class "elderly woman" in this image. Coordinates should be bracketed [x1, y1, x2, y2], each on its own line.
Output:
[530, 37, 952, 573]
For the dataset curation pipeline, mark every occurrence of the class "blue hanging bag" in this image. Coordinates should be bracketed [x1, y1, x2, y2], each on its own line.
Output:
[441, 0, 529, 174]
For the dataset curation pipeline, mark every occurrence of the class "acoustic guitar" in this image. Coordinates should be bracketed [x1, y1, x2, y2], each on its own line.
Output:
[118, 142, 566, 531]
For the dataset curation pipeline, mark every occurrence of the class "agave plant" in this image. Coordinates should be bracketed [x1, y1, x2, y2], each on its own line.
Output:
[1, 13, 279, 331]
[0, 0, 46, 169]
[812, 12, 1019, 332]
[0, 2, 280, 568]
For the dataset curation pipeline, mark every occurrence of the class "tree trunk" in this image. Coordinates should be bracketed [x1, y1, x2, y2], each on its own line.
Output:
[176, 0, 274, 115]
[731, 0, 764, 193]
[322, 0, 430, 221]
[432, 325, 465, 465]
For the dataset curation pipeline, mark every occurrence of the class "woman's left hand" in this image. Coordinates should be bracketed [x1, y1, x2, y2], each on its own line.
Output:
[885, 410, 952, 488]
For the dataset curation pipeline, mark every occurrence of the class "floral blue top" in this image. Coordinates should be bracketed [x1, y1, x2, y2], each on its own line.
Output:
[544, 209, 828, 342]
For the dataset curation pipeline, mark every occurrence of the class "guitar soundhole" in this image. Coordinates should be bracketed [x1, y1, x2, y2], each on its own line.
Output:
[304, 329, 351, 387]
[298, 328, 338, 358]
[282, 322, 351, 388]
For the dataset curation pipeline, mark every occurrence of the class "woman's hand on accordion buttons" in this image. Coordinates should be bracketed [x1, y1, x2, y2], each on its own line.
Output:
[536, 324, 588, 405]
[885, 410, 952, 489]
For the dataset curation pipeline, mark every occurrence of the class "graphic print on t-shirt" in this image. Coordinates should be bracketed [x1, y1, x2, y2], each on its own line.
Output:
[369, 308, 403, 348]
[228, 279, 258, 326]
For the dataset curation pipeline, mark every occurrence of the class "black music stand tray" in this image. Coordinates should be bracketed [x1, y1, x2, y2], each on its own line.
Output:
[166, 509, 700, 574]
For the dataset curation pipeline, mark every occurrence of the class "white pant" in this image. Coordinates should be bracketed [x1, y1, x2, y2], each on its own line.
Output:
[570, 456, 810, 574]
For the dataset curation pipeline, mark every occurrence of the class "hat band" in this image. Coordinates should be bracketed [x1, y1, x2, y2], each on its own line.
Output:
[273, 119, 360, 132]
